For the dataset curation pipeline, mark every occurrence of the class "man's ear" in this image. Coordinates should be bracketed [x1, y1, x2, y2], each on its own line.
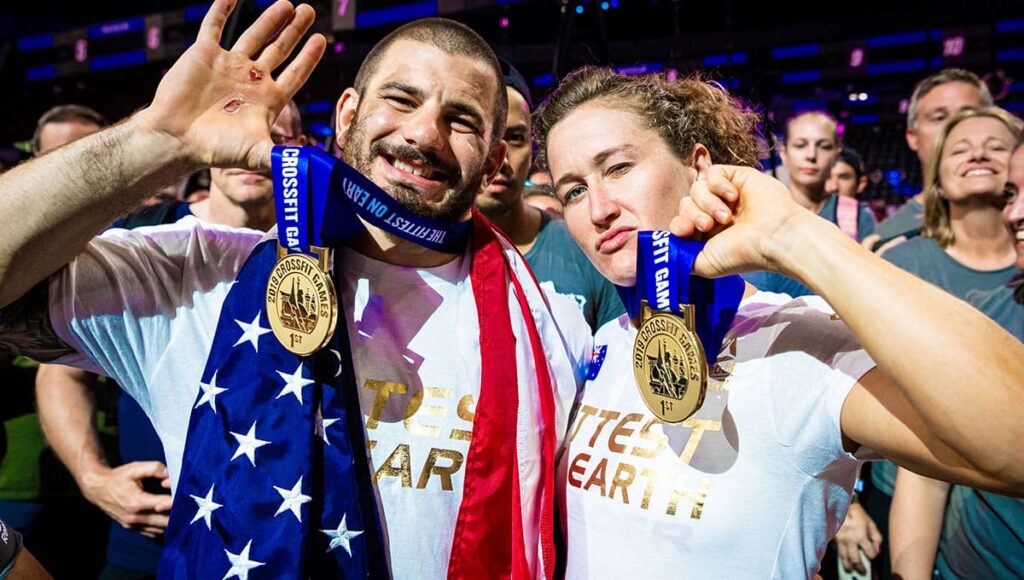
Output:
[906, 127, 919, 153]
[335, 88, 360, 150]
[857, 175, 868, 194]
[482, 141, 508, 187]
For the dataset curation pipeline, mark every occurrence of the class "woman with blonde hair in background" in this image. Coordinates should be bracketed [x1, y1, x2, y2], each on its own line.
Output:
[883, 107, 1024, 580]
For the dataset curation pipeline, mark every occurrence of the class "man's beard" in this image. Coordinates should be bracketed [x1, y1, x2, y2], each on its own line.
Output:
[341, 113, 485, 222]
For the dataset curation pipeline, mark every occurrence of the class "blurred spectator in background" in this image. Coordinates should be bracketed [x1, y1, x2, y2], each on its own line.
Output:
[527, 167, 553, 187]
[827, 148, 868, 199]
[30, 105, 108, 156]
[868, 69, 993, 251]
[743, 111, 876, 297]
[0, 104, 111, 579]
[882, 107, 1020, 301]
[476, 60, 622, 331]
[523, 185, 563, 219]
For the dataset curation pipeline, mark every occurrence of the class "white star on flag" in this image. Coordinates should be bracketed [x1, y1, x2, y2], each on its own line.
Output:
[229, 421, 270, 466]
[322, 514, 363, 556]
[233, 312, 272, 352]
[315, 407, 340, 446]
[320, 417, 339, 445]
[189, 483, 223, 530]
[276, 363, 314, 404]
[195, 372, 228, 413]
[223, 540, 264, 580]
[273, 476, 312, 522]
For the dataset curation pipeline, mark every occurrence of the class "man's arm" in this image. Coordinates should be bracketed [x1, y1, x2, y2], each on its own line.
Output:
[670, 165, 1024, 493]
[0, 282, 72, 361]
[35, 364, 171, 537]
[0, 0, 324, 308]
[5, 549, 51, 580]
[889, 468, 949, 580]
[0, 519, 51, 580]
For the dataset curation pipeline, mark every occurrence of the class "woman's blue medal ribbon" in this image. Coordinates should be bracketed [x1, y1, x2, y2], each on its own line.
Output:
[616, 231, 744, 423]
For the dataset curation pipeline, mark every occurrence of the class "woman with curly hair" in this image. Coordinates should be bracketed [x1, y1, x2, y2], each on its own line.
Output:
[534, 67, 1024, 578]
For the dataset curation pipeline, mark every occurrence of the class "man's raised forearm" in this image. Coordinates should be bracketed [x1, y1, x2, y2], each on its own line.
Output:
[0, 114, 194, 308]
[0, 0, 325, 308]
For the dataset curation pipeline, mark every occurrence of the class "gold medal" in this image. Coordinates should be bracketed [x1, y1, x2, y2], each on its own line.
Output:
[632, 301, 708, 423]
[265, 245, 338, 356]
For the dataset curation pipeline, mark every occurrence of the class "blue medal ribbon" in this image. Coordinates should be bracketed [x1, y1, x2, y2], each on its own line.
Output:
[617, 230, 744, 366]
[271, 146, 471, 253]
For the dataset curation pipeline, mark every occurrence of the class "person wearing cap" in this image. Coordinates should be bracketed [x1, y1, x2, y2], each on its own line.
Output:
[476, 59, 623, 332]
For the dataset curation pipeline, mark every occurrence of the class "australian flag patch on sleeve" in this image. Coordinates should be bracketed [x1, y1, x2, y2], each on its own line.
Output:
[586, 345, 608, 381]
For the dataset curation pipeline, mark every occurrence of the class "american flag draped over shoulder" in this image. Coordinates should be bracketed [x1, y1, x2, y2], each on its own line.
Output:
[159, 237, 387, 579]
[159, 212, 559, 579]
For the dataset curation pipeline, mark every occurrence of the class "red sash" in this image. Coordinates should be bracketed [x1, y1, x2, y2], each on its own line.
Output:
[446, 210, 556, 580]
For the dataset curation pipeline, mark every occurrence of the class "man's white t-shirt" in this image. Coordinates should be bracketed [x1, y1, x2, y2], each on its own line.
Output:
[558, 292, 876, 579]
[49, 217, 592, 579]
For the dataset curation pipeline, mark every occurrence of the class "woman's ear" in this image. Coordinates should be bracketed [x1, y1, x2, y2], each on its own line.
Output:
[692, 144, 713, 178]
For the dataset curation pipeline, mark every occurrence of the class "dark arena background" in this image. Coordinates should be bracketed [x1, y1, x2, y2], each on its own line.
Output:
[2, 2, 1024, 579]
[1, 0, 1023, 213]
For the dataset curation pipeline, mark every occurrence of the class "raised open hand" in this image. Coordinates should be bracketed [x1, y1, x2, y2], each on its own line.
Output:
[138, 0, 325, 171]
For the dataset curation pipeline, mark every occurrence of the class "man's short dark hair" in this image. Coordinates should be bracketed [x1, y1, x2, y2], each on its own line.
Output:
[837, 148, 865, 180]
[31, 104, 108, 154]
[352, 18, 507, 149]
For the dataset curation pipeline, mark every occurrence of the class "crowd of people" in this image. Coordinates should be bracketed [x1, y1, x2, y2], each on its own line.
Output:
[0, 1, 1021, 578]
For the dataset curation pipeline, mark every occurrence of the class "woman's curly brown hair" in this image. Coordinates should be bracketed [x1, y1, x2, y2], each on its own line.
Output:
[533, 67, 765, 172]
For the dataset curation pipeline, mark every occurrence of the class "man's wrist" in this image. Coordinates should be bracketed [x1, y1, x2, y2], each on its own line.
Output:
[851, 478, 864, 504]
[75, 460, 112, 496]
[129, 109, 201, 174]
